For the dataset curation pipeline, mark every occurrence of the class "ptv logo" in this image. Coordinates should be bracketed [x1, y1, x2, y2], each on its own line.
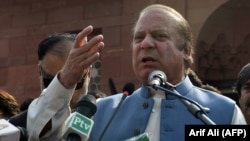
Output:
[70, 113, 93, 135]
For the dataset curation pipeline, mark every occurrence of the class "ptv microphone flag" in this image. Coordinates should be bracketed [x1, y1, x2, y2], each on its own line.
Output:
[62, 112, 94, 140]
[62, 94, 96, 141]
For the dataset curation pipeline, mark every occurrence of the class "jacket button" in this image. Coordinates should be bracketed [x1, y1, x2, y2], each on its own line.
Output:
[133, 129, 140, 136]
[143, 102, 149, 109]
[165, 104, 172, 108]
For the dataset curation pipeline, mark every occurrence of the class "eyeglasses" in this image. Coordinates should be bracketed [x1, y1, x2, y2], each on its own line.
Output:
[43, 77, 53, 88]
[42, 72, 87, 90]
[43, 78, 85, 90]
[40, 65, 89, 90]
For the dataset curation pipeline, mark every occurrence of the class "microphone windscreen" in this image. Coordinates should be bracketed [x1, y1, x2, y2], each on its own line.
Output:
[74, 94, 97, 118]
[8, 111, 27, 128]
[122, 82, 135, 96]
[148, 70, 167, 87]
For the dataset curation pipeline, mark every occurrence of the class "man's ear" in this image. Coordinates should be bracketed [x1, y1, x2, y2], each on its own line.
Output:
[183, 45, 192, 60]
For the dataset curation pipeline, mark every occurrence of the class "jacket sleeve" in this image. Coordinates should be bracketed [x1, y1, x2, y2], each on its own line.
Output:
[27, 74, 74, 141]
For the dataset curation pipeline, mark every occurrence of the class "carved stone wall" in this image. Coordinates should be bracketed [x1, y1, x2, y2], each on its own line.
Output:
[196, 0, 250, 94]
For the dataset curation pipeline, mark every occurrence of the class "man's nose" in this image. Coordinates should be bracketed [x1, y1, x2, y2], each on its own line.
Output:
[140, 35, 155, 49]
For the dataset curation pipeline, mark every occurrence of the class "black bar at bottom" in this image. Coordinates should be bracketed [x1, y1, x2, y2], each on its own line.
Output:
[185, 125, 250, 141]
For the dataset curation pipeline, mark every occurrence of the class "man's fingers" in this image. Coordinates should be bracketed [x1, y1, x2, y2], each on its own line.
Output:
[76, 34, 104, 54]
[74, 25, 93, 48]
[78, 40, 104, 68]
[87, 35, 104, 50]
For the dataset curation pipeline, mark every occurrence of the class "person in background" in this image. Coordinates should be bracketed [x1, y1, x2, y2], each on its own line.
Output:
[187, 69, 221, 93]
[9, 97, 34, 129]
[0, 89, 20, 119]
[9, 33, 96, 135]
[187, 69, 203, 87]
[19, 97, 35, 112]
[236, 62, 250, 124]
[37, 33, 91, 108]
[27, 26, 104, 141]
[90, 4, 246, 141]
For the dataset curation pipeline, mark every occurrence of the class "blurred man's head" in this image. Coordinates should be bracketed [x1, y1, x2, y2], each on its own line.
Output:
[38, 33, 91, 108]
[236, 63, 250, 124]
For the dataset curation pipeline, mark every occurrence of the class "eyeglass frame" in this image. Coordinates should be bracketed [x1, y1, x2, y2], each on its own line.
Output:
[40, 66, 88, 90]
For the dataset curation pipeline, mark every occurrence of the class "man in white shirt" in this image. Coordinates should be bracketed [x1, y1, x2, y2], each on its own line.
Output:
[27, 27, 104, 141]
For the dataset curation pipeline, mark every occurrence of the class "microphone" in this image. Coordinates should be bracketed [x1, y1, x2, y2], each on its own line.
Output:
[148, 70, 216, 125]
[122, 82, 135, 97]
[148, 70, 175, 90]
[0, 119, 28, 141]
[62, 94, 97, 141]
[8, 111, 29, 141]
[17, 126, 28, 141]
[97, 82, 135, 141]
[148, 70, 166, 87]
[9, 110, 28, 129]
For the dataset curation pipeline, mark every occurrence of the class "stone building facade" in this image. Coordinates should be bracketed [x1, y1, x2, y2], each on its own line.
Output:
[0, 0, 249, 104]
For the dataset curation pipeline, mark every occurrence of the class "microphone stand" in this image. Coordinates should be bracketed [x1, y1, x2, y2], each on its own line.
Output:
[152, 84, 216, 125]
[97, 94, 128, 141]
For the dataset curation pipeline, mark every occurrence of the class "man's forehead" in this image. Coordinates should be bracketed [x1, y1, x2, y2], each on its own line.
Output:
[140, 8, 181, 22]
[134, 9, 179, 33]
[41, 54, 66, 76]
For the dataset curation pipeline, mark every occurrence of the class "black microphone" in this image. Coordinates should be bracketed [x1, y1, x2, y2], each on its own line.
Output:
[17, 126, 28, 141]
[8, 111, 28, 141]
[97, 82, 135, 141]
[122, 82, 135, 97]
[9, 110, 28, 129]
[62, 94, 97, 141]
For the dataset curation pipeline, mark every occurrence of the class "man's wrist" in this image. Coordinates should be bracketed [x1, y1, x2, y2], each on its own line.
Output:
[57, 71, 75, 89]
